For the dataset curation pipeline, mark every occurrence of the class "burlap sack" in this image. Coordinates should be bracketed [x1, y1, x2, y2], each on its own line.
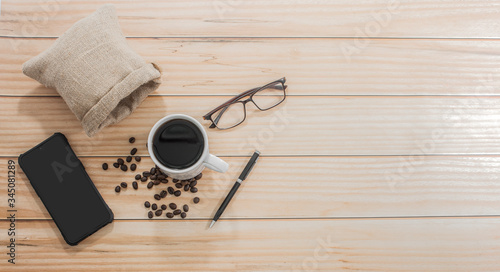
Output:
[22, 5, 161, 137]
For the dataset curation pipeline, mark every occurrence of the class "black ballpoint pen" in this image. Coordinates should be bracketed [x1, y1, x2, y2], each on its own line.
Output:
[209, 151, 260, 228]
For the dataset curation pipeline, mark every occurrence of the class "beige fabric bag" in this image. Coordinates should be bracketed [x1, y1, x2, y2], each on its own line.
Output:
[22, 5, 161, 137]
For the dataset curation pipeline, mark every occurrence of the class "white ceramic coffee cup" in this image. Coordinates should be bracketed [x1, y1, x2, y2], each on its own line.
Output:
[147, 114, 228, 180]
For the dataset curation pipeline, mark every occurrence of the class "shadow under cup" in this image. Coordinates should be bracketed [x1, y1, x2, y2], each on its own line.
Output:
[152, 118, 205, 170]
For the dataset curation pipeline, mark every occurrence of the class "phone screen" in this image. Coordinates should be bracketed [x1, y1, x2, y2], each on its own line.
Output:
[19, 133, 112, 245]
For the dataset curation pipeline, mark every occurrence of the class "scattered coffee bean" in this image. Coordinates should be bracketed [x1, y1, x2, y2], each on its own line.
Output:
[161, 179, 168, 184]
[173, 179, 179, 183]
[150, 175, 157, 180]
[193, 197, 200, 204]
[184, 184, 190, 191]
[195, 173, 203, 180]
[130, 148, 138, 155]
[113, 162, 119, 168]
[121, 164, 128, 171]
[117, 158, 124, 165]
[135, 174, 141, 180]
[129, 137, 135, 143]
[126, 156, 132, 163]
[155, 210, 162, 216]
[135, 156, 141, 162]
[132, 181, 138, 190]
[153, 180, 161, 185]
[160, 190, 167, 198]
[148, 211, 153, 219]
[190, 187, 198, 193]
[141, 176, 148, 182]
[147, 181, 153, 189]
[167, 187, 174, 195]
[150, 167, 156, 175]
[166, 212, 174, 218]
[152, 203, 158, 210]
[143, 171, 151, 177]
[181, 212, 186, 219]
[190, 180, 197, 187]
[157, 175, 166, 180]
[102, 163, 108, 170]
[120, 182, 127, 188]
[161, 204, 167, 210]
[169, 203, 177, 210]
[130, 164, 137, 171]
[144, 201, 151, 208]
[154, 194, 161, 200]
[115, 186, 121, 192]
[174, 190, 181, 197]
[173, 209, 181, 215]
[183, 204, 189, 212]
[175, 183, 183, 189]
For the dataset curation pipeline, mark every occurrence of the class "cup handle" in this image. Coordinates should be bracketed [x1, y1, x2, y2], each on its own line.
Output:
[203, 154, 229, 173]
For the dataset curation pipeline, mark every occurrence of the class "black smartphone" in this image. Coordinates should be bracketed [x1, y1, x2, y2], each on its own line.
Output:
[19, 133, 113, 246]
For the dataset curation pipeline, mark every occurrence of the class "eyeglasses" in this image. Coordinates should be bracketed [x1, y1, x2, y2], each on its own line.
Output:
[203, 78, 287, 129]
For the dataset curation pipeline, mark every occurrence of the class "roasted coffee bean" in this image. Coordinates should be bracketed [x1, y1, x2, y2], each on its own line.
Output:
[150, 175, 157, 180]
[150, 167, 156, 175]
[181, 212, 186, 219]
[102, 163, 108, 170]
[166, 212, 174, 218]
[129, 137, 136, 143]
[152, 203, 158, 210]
[117, 158, 124, 165]
[153, 180, 161, 185]
[154, 194, 161, 200]
[184, 184, 190, 191]
[141, 176, 148, 182]
[193, 197, 200, 204]
[130, 164, 137, 171]
[157, 175, 166, 180]
[130, 148, 137, 155]
[190, 187, 198, 193]
[183, 204, 189, 212]
[155, 210, 162, 216]
[169, 203, 177, 210]
[120, 182, 127, 188]
[115, 186, 121, 192]
[135, 174, 141, 180]
[173, 209, 181, 215]
[143, 171, 151, 177]
[126, 156, 132, 163]
[148, 211, 153, 219]
[147, 181, 153, 189]
[174, 190, 181, 197]
[160, 190, 167, 198]
[167, 187, 174, 195]
[161, 204, 167, 210]
[175, 183, 183, 189]
[195, 173, 203, 180]
[132, 181, 138, 190]
[173, 179, 179, 183]
[144, 201, 151, 208]
[135, 156, 141, 162]
[121, 164, 128, 171]
[189, 180, 197, 187]
[161, 179, 168, 184]
[113, 162, 119, 168]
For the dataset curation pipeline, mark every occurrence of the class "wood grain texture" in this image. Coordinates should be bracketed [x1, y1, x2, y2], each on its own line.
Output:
[3, 156, 500, 220]
[3, 37, 500, 96]
[1, 218, 500, 271]
[2, 95, 500, 156]
[1, 0, 499, 38]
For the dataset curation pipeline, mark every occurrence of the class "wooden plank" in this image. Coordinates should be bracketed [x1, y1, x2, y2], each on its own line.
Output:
[2, 95, 500, 156]
[3, 37, 500, 96]
[1, 218, 500, 271]
[1, 0, 500, 38]
[3, 156, 500, 220]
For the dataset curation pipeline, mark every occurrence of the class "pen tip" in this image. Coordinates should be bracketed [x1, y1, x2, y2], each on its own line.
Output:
[209, 220, 216, 228]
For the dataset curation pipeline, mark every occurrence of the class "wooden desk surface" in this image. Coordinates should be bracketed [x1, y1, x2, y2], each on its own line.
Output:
[2, 1, 500, 271]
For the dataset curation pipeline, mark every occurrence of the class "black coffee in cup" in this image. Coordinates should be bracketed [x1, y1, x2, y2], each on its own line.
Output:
[152, 119, 205, 169]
